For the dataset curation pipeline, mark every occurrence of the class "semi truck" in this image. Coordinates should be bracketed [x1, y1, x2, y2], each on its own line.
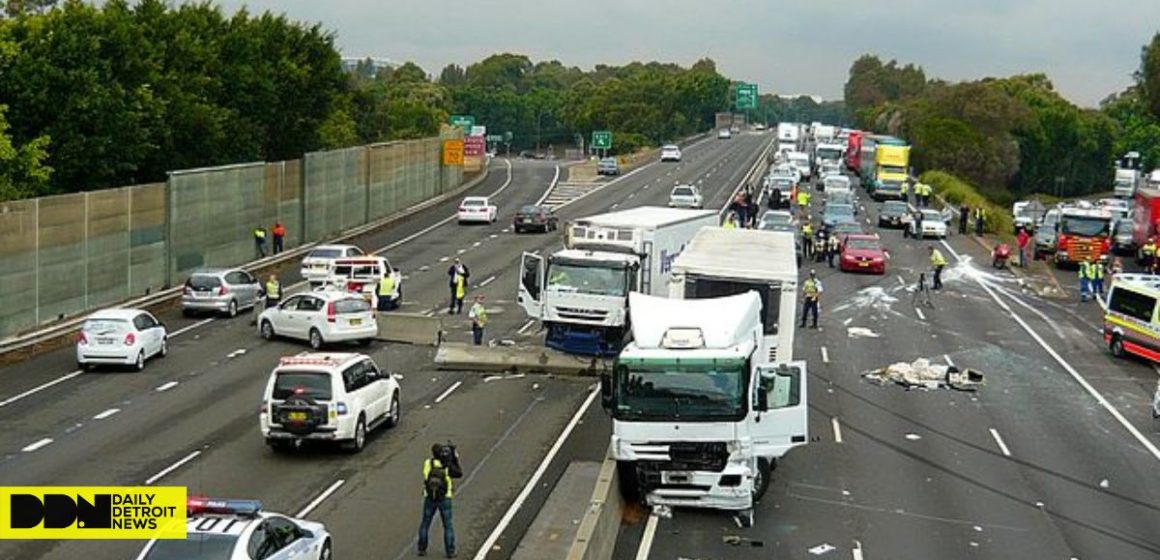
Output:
[602, 227, 806, 524]
[517, 207, 718, 356]
[777, 123, 800, 153]
[845, 130, 863, 173]
[871, 144, 911, 201]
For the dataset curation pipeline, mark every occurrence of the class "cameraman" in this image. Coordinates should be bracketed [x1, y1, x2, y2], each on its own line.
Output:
[418, 442, 463, 558]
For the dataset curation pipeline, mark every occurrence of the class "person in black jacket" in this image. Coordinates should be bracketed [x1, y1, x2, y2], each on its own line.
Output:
[447, 259, 470, 314]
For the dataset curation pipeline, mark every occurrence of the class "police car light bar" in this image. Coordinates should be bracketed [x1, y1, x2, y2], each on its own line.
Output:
[279, 356, 340, 366]
[187, 497, 263, 517]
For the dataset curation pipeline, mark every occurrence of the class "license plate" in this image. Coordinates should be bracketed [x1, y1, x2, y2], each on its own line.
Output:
[288, 412, 306, 422]
[97, 337, 116, 345]
[350, 318, 362, 326]
[859, 262, 869, 267]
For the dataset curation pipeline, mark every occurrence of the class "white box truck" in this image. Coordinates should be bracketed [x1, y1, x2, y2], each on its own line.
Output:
[601, 291, 808, 525]
[1115, 168, 1140, 198]
[518, 207, 718, 356]
[777, 122, 800, 153]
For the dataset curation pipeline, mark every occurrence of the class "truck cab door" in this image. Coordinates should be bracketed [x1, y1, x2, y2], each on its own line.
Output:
[517, 252, 545, 319]
[641, 241, 653, 294]
[752, 361, 809, 458]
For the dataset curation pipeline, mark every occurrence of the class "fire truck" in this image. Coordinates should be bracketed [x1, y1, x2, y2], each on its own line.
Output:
[1053, 206, 1113, 267]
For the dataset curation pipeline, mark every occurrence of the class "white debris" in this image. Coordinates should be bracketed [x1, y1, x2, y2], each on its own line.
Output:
[652, 504, 672, 518]
[847, 327, 880, 339]
[863, 358, 984, 391]
[905, 433, 922, 441]
[1099, 479, 1109, 489]
[973, 525, 982, 532]
[808, 543, 837, 555]
[833, 286, 899, 314]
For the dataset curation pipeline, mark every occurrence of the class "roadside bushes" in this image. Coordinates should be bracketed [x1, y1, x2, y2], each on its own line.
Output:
[921, 170, 1013, 237]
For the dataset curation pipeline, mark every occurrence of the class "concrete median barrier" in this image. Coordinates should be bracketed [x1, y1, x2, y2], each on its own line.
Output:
[434, 342, 610, 375]
[567, 447, 623, 560]
[376, 313, 442, 346]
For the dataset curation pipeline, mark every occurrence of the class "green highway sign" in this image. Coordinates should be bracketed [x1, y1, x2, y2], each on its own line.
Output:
[449, 114, 475, 131]
[486, 134, 503, 142]
[592, 130, 612, 150]
[735, 83, 758, 110]
[504, 130, 513, 142]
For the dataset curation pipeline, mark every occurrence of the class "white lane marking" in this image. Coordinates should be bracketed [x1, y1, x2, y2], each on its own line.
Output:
[296, 479, 346, 518]
[821, 346, 829, 363]
[611, 203, 619, 209]
[832, 417, 843, 444]
[533, 165, 562, 206]
[898, 276, 905, 286]
[439, 256, 450, 262]
[989, 428, 1012, 457]
[915, 307, 926, 321]
[478, 275, 496, 288]
[636, 513, 659, 560]
[1096, 293, 1107, 310]
[22, 438, 53, 452]
[473, 241, 482, 248]
[434, 381, 463, 404]
[155, 381, 178, 392]
[145, 450, 202, 485]
[853, 540, 864, 560]
[628, 193, 636, 199]
[0, 370, 83, 409]
[473, 385, 601, 560]
[169, 317, 215, 337]
[517, 319, 536, 334]
[93, 408, 121, 420]
[884, 250, 891, 260]
[456, 249, 466, 255]
[940, 238, 1160, 463]
[944, 354, 955, 367]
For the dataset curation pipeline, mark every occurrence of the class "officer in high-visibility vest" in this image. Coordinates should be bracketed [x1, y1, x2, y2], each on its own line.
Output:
[377, 271, 396, 311]
[973, 207, 986, 236]
[799, 270, 822, 329]
[801, 221, 814, 260]
[265, 275, 281, 308]
[253, 226, 268, 258]
[1091, 258, 1105, 297]
[900, 180, 910, 203]
[928, 246, 947, 290]
[1143, 238, 1157, 272]
[826, 232, 841, 268]
[1078, 258, 1093, 302]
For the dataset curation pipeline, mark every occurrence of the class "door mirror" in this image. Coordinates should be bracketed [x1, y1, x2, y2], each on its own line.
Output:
[600, 368, 614, 410]
[756, 388, 769, 411]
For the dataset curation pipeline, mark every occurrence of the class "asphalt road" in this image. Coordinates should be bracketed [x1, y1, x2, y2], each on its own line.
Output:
[613, 172, 1160, 559]
[0, 131, 772, 560]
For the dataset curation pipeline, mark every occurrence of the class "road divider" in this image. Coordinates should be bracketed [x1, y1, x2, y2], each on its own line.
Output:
[377, 313, 442, 346]
[435, 342, 610, 376]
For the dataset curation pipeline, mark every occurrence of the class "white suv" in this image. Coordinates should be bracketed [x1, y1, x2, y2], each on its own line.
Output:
[301, 244, 366, 285]
[258, 291, 377, 349]
[260, 353, 401, 453]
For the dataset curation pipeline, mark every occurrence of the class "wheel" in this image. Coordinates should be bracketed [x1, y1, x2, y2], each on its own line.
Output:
[227, 299, 238, 318]
[514, 226, 523, 234]
[260, 320, 275, 340]
[309, 328, 324, 350]
[1110, 334, 1126, 358]
[386, 392, 401, 428]
[318, 539, 332, 560]
[78, 362, 92, 372]
[752, 458, 773, 503]
[133, 350, 145, 372]
[616, 461, 642, 503]
[345, 415, 366, 453]
[159, 337, 168, 358]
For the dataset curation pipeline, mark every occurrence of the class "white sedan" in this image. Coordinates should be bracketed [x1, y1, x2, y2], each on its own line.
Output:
[906, 209, 950, 239]
[77, 308, 168, 371]
[668, 185, 704, 209]
[458, 196, 498, 224]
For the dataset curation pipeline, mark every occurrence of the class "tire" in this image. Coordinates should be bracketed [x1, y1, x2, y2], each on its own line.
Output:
[616, 461, 642, 504]
[514, 226, 523, 234]
[133, 350, 145, 372]
[159, 337, 168, 358]
[1110, 334, 1126, 358]
[386, 392, 401, 428]
[318, 539, 332, 560]
[345, 415, 366, 453]
[309, 328, 324, 350]
[260, 320, 275, 340]
[78, 362, 92, 372]
[752, 458, 773, 503]
[227, 299, 238, 318]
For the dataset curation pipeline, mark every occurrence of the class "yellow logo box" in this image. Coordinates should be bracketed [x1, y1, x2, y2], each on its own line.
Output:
[0, 487, 187, 540]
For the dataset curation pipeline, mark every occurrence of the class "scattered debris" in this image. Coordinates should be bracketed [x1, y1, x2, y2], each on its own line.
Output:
[847, 327, 880, 339]
[863, 358, 984, 391]
[905, 433, 922, 441]
[499, 339, 516, 346]
[973, 525, 983, 532]
[651, 504, 672, 518]
[808, 543, 837, 555]
[1099, 479, 1110, 489]
[723, 535, 764, 547]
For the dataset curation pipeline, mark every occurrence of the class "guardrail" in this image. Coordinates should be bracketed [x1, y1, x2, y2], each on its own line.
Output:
[0, 166, 492, 357]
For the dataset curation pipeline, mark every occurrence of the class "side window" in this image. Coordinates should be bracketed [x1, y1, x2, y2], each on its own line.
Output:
[137, 314, 157, 330]
[298, 298, 322, 312]
[761, 366, 801, 409]
[280, 295, 302, 310]
[1108, 287, 1157, 322]
[342, 363, 367, 392]
[265, 516, 301, 548]
[362, 360, 380, 381]
[132, 315, 147, 330]
[225, 272, 244, 285]
[247, 522, 283, 560]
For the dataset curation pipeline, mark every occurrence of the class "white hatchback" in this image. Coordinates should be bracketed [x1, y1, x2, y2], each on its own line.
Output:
[458, 196, 497, 224]
[660, 145, 682, 162]
[300, 244, 366, 285]
[77, 308, 168, 371]
[668, 185, 704, 209]
[258, 292, 377, 350]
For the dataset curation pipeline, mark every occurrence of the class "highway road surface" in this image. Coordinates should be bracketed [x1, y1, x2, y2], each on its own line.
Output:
[0, 131, 771, 560]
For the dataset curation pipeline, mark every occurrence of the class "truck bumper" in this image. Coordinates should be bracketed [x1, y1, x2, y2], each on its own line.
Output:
[545, 323, 622, 357]
[641, 465, 754, 511]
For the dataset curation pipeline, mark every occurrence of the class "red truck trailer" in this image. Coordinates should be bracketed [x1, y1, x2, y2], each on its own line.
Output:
[1132, 188, 1160, 249]
[846, 130, 863, 173]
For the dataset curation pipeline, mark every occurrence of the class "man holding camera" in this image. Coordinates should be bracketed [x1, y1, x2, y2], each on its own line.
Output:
[418, 442, 464, 557]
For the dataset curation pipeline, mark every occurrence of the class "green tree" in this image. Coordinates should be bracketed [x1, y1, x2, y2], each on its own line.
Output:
[0, 103, 51, 200]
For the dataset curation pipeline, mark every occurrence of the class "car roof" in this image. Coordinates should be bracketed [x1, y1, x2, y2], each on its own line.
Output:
[297, 290, 371, 302]
[190, 268, 233, 276]
[313, 244, 360, 251]
[845, 234, 880, 242]
[275, 352, 367, 371]
[88, 308, 147, 320]
[463, 196, 489, 202]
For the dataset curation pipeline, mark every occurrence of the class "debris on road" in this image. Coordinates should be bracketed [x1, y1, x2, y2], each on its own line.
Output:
[863, 358, 984, 391]
[905, 433, 922, 441]
[847, 327, 880, 338]
[808, 543, 837, 555]
[723, 535, 765, 547]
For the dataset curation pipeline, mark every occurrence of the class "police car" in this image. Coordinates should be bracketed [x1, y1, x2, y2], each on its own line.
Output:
[135, 498, 332, 560]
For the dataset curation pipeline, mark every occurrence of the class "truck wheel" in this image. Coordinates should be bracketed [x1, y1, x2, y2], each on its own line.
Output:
[616, 462, 642, 504]
[1110, 334, 1126, 358]
[752, 458, 773, 503]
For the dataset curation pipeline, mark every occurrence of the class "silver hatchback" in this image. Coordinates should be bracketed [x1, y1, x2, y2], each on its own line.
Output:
[181, 268, 262, 318]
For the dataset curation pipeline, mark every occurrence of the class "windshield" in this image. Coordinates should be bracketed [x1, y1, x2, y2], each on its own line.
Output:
[1061, 215, 1110, 237]
[308, 248, 342, 259]
[827, 205, 854, 216]
[816, 148, 842, 160]
[672, 187, 695, 197]
[83, 319, 129, 334]
[547, 262, 628, 296]
[760, 222, 796, 232]
[333, 298, 371, 313]
[519, 205, 540, 214]
[833, 224, 863, 234]
[762, 213, 792, 225]
[273, 371, 333, 400]
[142, 534, 238, 560]
[1115, 218, 1133, 234]
[921, 210, 942, 220]
[332, 264, 380, 278]
[883, 202, 908, 214]
[663, 145, 678, 151]
[463, 199, 486, 206]
[829, 194, 852, 205]
[847, 239, 879, 251]
[880, 165, 907, 176]
[614, 358, 747, 421]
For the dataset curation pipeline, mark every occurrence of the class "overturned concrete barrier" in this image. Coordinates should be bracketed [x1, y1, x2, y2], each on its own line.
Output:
[434, 342, 610, 375]
[567, 447, 623, 560]
[376, 313, 442, 346]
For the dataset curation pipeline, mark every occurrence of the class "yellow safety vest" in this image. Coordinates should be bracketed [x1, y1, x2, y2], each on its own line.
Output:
[930, 250, 947, 267]
[378, 275, 395, 296]
[803, 278, 819, 300]
[1078, 263, 1090, 279]
[802, 224, 813, 237]
[1092, 264, 1104, 280]
[1144, 243, 1156, 256]
[254, 228, 266, 240]
[455, 275, 466, 299]
[798, 192, 809, 206]
[470, 302, 488, 326]
[723, 220, 736, 230]
[265, 280, 280, 299]
[422, 458, 454, 499]
[900, 183, 909, 194]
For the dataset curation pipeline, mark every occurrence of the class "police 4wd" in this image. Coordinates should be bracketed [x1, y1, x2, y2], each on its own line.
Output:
[260, 353, 401, 453]
[136, 498, 332, 560]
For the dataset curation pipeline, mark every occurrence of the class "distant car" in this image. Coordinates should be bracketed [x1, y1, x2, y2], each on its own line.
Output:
[823, 175, 851, 193]
[668, 184, 704, 209]
[766, 177, 796, 208]
[905, 209, 949, 239]
[840, 234, 887, 274]
[827, 191, 857, 213]
[514, 204, 559, 233]
[301, 244, 366, 285]
[755, 124, 766, 131]
[260, 353, 400, 453]
[759, 211, 795, 229]
[829, 222, 865, 237]
[1112, 217, 1136, 254]
[597, 157, 620, 176]
[1035, 209, 1061, 259]
[718, 129, 732, 139]
[135, 498, 332, 560]
[324, 256, 402, 309]
[77, 308, 167, 371]
[258, 291, 377, 350]
[660, 144, 683, 162]
[730, 126, 740, 134]
[822, 203, 857, 229]
[457, 196, 498, 224]
[878, 200, 911, 228]
[181, 268, 262, 318]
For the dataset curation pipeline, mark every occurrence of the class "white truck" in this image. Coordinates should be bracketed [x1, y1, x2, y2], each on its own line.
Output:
[1115, 168, 1140, 198]
[787, 151, 812, 180]
[777, 123, 800, 153]
[814, 140, 845, 168]
[601, 228, 806, 523]
[812, 124, 837, 143]
[518, 207, 718, 356]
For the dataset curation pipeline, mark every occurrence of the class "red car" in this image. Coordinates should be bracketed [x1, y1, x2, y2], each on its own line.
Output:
[840, 234, 887, 274]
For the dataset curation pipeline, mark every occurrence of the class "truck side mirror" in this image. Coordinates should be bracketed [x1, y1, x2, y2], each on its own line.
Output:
[600, 369, 614, 410]
[756, 389, 769, 412]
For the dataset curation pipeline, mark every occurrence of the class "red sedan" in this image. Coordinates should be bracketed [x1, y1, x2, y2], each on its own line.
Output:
[840, 234, 887, 274]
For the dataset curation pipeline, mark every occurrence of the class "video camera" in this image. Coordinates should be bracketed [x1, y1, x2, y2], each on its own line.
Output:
[438, 440, 463, 478]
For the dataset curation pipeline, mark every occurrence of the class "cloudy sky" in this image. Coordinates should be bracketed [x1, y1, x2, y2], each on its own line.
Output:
[210, 0, 1160, 107]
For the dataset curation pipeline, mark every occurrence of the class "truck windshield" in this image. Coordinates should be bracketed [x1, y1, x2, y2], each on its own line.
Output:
[547, 262, 628, 297]
[614, 358, 747, 421]
[816, 148, 842, 160]
[1061, 216, 1110, 237]
[880, 166, 906, 176]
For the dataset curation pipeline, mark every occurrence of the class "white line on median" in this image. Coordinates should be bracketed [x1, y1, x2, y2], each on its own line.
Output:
[0, 370, 84, 409]
[944, 354, 955, 368]
[93, 408, 120, 420]
[478, 275, 496, 288]
[473, 386, 601, 560]
[155, 381, 178, 392]
[821, 346, 829, 363]
[145, 450, 202, 485]
[915, 307, 926, 321]
[832, 417, 844, 444]
[170, 317, 215, 337]
[636, 514, 659, 560]
[434, 381, 463, 404]
[989, 428, 1012, 457]
[517, 319, 536, 334]
[898, 276, 905, 286]
[853, 539, 864, 560]
[22, 438, 53, 452]
[296, 479, 346, 518]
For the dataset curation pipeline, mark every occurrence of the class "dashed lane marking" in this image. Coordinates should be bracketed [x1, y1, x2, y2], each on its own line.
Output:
[915, 307, 926, 321]
[296, 479, 346, 518]
[636, 513, 660, 560]
[832, 417, 843, 444]
[93, 408, 120, 420]
[821, 346, 829, 363]
[434, 381, 463, 404]
[145, 450, 202, 485]
[155, 381, 178, 392]
[21, 438, 53, 453]
[989, 428, 1012, 457]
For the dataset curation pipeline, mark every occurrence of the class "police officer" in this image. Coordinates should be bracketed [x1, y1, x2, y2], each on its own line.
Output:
[418, 443, 463, 558]
[253, 225, 268, 258]
[801, 220, 814, 260]
[974, 207, 986, 236]
[1079, 258, 1093, 302]
[1143, 237, 1157, 272]
[377, 269, 397, 312]
[799, 270, 822, 329]
[1091, 258, 1105, 297]
[826, 231, 841, 268]
[928, 246, 947, 290]
[469, 294, 488, 346]
[265, 274, 282, 308]
[447, 259, 470, 314]
[900, 180, 910, 203]
[959, 204, 970, 235]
